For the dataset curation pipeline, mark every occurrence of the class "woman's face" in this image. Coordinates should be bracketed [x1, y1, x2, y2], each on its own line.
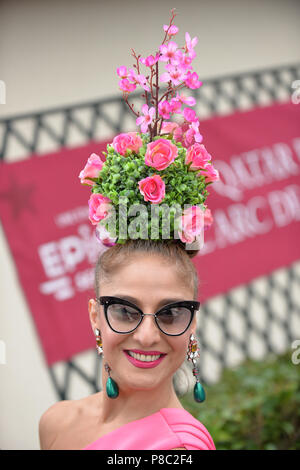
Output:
[89, 254, 197, 394]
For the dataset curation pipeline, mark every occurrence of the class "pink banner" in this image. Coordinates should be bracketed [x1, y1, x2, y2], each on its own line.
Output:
[195, 102, 300, 299]
[0, 101, 299, 365]
[0, 141, 110, 365]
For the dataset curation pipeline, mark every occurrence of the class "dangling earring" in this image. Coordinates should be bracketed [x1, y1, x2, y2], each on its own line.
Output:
[104, 362, 119, 399]
[187, 333, 206, 403]
[94, 328, 103, 355]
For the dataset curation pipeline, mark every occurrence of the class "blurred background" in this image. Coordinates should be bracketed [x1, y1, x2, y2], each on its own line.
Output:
[0, 0, 300, 450]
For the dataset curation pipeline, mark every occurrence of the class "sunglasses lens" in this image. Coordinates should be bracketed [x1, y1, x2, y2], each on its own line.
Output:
[107, 303, 141, 333]
[157, 306, 192, 335]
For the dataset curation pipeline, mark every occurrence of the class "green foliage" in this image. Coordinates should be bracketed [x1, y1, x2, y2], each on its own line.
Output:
[180, 351, 300, 450]
[92, 133, 208, 242]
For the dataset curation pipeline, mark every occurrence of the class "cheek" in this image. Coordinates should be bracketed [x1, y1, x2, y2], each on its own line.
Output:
[169, 336, 189, 360]
[100, 322, 123, 355]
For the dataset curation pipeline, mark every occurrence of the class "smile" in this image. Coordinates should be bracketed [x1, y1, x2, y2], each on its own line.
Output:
[123, 350, 167, 368]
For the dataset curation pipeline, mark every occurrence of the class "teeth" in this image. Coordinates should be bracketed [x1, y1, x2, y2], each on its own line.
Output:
[128, 351, 161, 362]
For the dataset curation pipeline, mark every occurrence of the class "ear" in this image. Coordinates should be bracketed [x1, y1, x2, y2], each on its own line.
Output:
[88, 298, 100, 332]
[190, 311, 197, 336]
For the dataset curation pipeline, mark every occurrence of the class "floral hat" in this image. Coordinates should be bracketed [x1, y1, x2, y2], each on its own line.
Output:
[79, 9, 219, 251]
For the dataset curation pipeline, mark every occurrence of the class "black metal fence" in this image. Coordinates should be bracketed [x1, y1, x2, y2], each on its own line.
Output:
[1, 62, 300, 399]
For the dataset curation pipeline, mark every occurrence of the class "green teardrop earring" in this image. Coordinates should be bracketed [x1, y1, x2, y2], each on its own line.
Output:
[104, 363, 119, 399]
[187, 334, 206, 403]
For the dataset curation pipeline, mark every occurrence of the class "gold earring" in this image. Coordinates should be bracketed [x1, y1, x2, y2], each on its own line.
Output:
[187, 334, 206, 403]
[94, 328, 103, 355]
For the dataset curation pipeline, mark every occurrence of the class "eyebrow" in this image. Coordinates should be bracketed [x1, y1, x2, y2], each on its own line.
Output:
[112, 294, 187, 309]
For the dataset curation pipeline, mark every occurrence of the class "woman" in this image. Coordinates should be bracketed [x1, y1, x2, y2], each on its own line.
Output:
[39, 239, 215, 450]
[39, 12, 218, 450]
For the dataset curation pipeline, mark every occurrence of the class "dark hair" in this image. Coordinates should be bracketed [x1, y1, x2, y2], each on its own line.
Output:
[94, 238, 200, 300]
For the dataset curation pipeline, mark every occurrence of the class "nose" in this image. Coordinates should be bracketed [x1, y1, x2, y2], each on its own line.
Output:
[132, 313, 161, 346]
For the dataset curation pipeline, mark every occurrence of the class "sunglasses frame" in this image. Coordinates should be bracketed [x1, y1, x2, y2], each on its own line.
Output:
[97, 295, 200, 336]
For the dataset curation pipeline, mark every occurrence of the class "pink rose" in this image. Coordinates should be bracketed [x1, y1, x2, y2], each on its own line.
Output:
[112, 132, 143, 156]
[127, 132, 143, 153]
[198, 163, 219, 183]
[138, 174, 165, 204]
[95, 223, 117, 247]
[185, 143, 211, 170]
[112, 133, 131, 156]
[88, 193, 113, 225]
[145, 138, 178, 171]
[79, 153, 104, 186]
[177, 205, 204, 243]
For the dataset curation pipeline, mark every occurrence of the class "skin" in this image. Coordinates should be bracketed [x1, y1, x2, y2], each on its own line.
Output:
[39, 253, 197, 450]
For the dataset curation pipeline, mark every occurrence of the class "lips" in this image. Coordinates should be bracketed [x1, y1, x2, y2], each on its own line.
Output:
[123, 349, 167, 369]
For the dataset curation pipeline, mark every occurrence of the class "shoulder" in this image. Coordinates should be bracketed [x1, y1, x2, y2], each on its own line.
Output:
[39, 398, 86, 450]
[159, 408, 215, 450]
[39, 400, 75, 449]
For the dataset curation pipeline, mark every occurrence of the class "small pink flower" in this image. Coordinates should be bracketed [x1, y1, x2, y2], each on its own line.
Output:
[173, 122, 188, 145]
[117, 66, 128, 78]
[79, 153, 104, 186]
[138, 174, 165, 204]
[183, 107, 198, 123]
[128, 68, 150, 92]
[185, 143, 211, 170]
[161, 121, 180, 134]
[169, 97, 182, 114]
[112, 132, 143, 156]
[176, 92, 196, 106]
[185, 32, 198, 60]
[160, 64, 186, 86]
[88, 193, 113, 226]
[139, 54, 160, 67]
[136, 104, 155, 133]
[185, 71, 202, 89]
[177, 205, 204, 244]
[184, 124, 203, 147]
[190, 120, 203, 143]
[158, 100, 171, 119]
[173, 122, 202, 148]
[163, 24, 179, 36]
[145, 138, 178, 170]
[159, 41, 180, 64]
[198, 163, 220, 183]
[176, 49, 193, 71]
[119, 78, 136, 93]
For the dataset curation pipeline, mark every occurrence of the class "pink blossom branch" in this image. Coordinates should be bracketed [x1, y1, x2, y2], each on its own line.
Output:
[123, 93, 140, 117]
[161, 8, 177, 46]
[158, 82, 186, 104]
[153, 61, 160, 137]
[131, 48, 141, 75]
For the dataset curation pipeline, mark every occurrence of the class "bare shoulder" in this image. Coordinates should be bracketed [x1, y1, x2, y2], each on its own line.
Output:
[39, 393, 102, 450]
[39, 399, 79, 450]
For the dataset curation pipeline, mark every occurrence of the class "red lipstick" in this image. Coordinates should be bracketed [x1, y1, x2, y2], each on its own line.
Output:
[123, 349, 167, 369]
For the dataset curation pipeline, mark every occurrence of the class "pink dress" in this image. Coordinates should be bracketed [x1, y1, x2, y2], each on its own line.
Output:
[83, 407, 215, 450]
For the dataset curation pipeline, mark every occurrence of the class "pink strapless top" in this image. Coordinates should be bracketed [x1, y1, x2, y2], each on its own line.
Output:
[83, 407, 215, 450]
